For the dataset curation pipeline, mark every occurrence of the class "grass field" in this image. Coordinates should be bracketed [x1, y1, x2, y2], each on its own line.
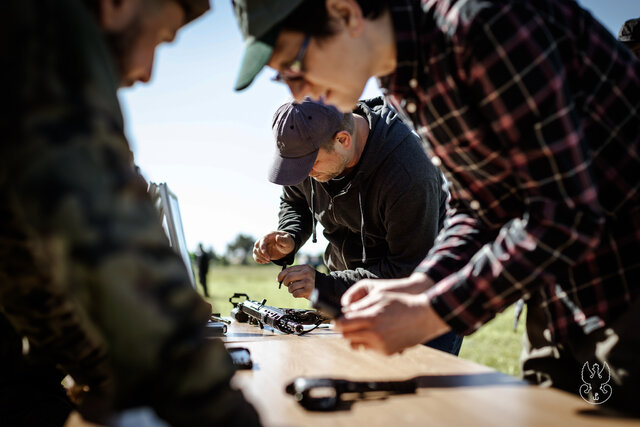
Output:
[202, 264, 526, 377]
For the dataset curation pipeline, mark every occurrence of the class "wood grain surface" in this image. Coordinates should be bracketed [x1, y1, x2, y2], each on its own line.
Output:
[225, 321, 640, 427]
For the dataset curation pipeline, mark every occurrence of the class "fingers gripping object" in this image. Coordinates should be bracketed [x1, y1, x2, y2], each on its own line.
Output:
[278, 264, 287, 289]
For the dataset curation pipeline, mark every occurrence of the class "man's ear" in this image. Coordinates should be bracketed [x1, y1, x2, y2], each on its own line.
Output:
[325, 0, 364, 36]
[336, 131, 352, 148]
[99, 0, 141, 31]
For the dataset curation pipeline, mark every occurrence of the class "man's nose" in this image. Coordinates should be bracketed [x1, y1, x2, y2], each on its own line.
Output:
[138, 73, 151, 84]
[286, 79, 309, 101]
[139, 63, 154, 83]
[126, 67, 152, 86]
[286, 79, 324, 102]
[137, 52, 156, 84]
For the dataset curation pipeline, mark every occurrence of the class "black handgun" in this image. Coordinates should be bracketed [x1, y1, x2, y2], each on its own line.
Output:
[204, 321, 227, 337]
[286, 377, 417, 411]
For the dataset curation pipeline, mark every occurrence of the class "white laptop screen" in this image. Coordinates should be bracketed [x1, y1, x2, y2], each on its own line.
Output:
[149, 182, 196, 289]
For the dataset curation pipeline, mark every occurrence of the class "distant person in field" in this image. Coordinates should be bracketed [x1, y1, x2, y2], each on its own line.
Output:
[196, 243, 212, 297]
[618, 17, 640, 58]
[253, 97, 462, 355]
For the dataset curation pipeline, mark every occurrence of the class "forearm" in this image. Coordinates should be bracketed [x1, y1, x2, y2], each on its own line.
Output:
[425, 200, 604, 336]
[416, 195, 603, 336]
[316, 256, 437, 303]
[314, 268, 378, 304]
[276, 186, 314, 262]
[416, 200, 492, 282]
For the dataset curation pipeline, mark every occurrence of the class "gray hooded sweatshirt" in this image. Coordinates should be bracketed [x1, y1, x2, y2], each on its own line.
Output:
[276, 97, 447, 304]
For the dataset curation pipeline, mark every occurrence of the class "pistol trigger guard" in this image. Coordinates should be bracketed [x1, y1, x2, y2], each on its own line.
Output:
[229, 293, 250, 308]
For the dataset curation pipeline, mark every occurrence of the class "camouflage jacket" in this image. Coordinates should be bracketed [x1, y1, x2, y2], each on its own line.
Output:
[0, 0, 259, 425]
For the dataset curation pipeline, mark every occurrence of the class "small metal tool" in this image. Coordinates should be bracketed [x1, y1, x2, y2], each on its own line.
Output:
[278, 264, 288, 289]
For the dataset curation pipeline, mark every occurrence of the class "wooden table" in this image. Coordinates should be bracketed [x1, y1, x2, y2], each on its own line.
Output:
[223, 321, 639, 427]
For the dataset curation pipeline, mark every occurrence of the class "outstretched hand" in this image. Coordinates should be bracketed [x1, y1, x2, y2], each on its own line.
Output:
[253, 231, 295, 264]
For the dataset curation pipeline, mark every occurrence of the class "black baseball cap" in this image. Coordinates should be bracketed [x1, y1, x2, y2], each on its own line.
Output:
[269, 99, 344, 186]
[232, 0, 304, 91]
[618, 18, 640, 43]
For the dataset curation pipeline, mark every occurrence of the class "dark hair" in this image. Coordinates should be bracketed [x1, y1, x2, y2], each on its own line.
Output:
[80, 0, 168, 21]
[80, 0, 100, 19]
[280, 0, 390, 39]
[321, 113, 355, 151]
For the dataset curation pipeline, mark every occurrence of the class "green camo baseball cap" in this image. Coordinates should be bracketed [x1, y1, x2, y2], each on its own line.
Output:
[232, 0, 304, 91]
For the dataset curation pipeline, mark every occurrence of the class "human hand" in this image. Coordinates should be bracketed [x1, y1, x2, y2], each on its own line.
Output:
[341, 272, 434, 306]
[253, 231, 295, 264]
[277, 264, 316, 299]
[336, 289, 449, 355]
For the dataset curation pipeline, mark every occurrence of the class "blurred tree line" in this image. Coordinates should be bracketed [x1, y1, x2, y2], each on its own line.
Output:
[191, 233, 325, 269]
[189, 233, 259, 266]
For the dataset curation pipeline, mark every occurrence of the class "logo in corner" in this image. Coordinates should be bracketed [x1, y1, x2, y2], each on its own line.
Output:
[579, 362, 613, 405]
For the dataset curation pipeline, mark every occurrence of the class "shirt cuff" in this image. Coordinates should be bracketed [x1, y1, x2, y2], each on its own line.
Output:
[414, 258, 449, 284]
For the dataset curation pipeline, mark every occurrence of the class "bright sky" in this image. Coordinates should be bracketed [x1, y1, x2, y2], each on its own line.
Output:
[120, 0, 639, 256]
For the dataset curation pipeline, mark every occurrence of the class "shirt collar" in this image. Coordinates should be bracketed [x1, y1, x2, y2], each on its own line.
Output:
[378, 0, 422, 97]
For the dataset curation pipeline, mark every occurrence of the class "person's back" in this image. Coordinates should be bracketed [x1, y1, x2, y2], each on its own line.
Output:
[380, 0, 640, 336]
[0, 0, 258, 425]
[280, 98, 447, 282]
[255, 97, 461, 355]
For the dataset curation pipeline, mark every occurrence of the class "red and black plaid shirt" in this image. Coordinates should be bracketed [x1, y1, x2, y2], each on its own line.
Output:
[379, 0, 640, 342]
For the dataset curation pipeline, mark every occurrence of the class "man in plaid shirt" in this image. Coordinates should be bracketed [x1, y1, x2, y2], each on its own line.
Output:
[232, 0, 639, 413]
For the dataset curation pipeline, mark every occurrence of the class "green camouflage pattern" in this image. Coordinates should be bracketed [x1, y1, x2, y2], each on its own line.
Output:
[0, 0, 259, 425]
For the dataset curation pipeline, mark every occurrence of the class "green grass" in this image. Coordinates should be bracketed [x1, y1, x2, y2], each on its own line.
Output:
[458, 304, 526, 377]
[201, 264, 526, 377]
[203, 264, 312, 314]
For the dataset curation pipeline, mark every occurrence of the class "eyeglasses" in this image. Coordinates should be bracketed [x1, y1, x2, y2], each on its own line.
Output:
[272, 35, 311, 84]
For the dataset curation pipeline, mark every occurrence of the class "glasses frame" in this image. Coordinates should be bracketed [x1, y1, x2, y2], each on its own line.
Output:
[272, 35, 311, 84]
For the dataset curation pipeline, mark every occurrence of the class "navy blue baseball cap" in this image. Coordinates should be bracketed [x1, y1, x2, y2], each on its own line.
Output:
[269, 99, 344, 185]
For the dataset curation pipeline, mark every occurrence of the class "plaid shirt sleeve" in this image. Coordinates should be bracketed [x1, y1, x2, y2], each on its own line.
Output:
[418, 2, 607, 335]
[415, 200, 489, 285]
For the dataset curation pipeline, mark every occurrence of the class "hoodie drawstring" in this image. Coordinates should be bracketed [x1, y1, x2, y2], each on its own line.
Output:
[358, 191, 366, 264]
[311, 180, 317, 243]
